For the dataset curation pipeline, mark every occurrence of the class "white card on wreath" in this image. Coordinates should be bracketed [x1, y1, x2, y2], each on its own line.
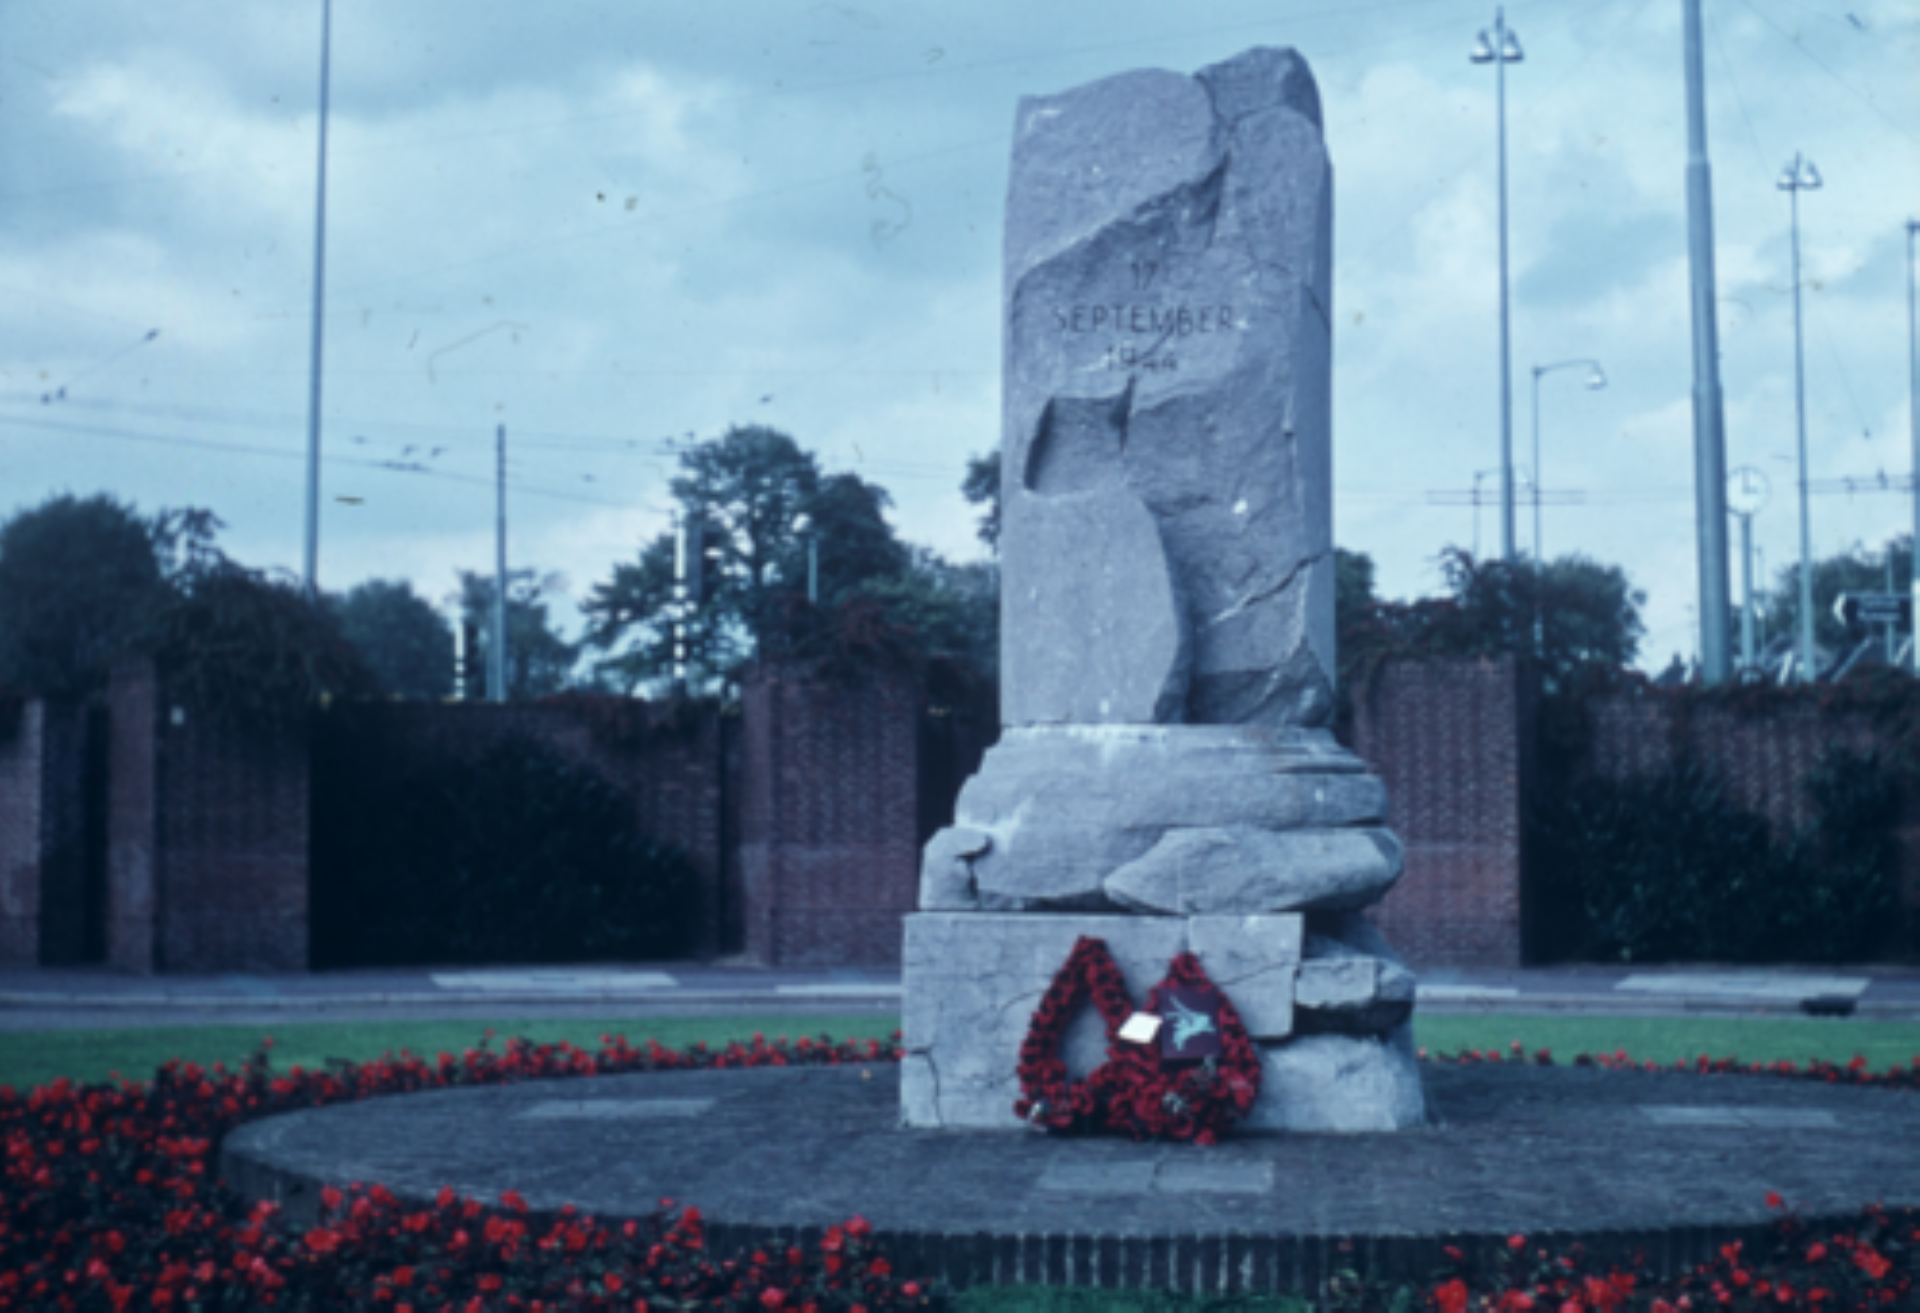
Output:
[1117, 1013, 1163, 1044]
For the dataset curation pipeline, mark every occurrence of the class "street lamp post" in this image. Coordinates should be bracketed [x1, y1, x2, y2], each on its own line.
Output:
[1529, 358, 1607, 562]
[1471, 11, 1524, 562]
[1727, 465, 1770, 674]
[1780, 152, 1822, 680]
[1907, 218, 1919, 671]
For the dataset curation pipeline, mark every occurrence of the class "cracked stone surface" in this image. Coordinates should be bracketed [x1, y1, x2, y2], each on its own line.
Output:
[1243, 1021, 1429, 1132]
[1294, 910, 1417, 1035]
[930, 725, 1386, 910]
[1186, 914, 1301, 1040]
[903, 914, 1191, 1128]
[1103, 826, 1403, 915]
[1001, 46, 1335, 729]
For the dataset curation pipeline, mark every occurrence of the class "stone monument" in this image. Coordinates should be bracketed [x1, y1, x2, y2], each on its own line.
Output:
[901, 46, 1428, 1133]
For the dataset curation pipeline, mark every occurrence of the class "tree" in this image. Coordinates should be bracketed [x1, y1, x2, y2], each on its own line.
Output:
[962, 451, 1001, 552]
[456, 569, 580, 700]
[327, 579, 455, 700]
[580, 533, 682, 694]
[0, 494, 171, 700]
[857, 549, 1000, 681]
[139, 557, 377, 728]
[671, 425, 822, 659]
[1342, 549, 1644, 694]
[585, 425, 916, 689]
[1762, 535, 1913, 659]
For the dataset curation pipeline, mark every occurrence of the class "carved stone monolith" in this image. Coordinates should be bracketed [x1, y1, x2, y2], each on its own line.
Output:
[901, 46, 1427, 1133]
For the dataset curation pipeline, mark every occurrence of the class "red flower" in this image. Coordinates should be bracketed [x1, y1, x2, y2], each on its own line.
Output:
[1433, 1277, 1469, 1313]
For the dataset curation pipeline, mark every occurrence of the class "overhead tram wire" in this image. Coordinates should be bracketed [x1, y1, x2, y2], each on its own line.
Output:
[202, 4, 1517, 322]
[0, 413, 637, 512]
[1732, 0, 1916, 145]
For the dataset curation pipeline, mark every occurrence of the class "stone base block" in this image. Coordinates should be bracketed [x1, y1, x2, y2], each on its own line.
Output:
[902, 912, 1302, 1128]
[1241, 1022, 1430, 1132]
[922, 726, 1386, 911]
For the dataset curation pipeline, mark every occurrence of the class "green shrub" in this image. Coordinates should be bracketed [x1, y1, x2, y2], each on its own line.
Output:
[1533, 749, 1900, 964]
[320, 735, 695, 965]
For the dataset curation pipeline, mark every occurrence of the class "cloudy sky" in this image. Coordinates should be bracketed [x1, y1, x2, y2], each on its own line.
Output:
[2, 0, 1915, 671]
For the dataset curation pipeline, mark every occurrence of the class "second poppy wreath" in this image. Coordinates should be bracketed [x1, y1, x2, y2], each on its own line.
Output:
[900, 45, 1428, 1134]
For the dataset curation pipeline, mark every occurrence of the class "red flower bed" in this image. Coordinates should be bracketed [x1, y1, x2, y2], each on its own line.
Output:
[3, 1030, 1918, 1310]
[0, 1031, 930, 1310]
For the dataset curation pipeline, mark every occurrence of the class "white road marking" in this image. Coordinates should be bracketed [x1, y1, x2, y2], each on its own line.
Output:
[430, 970, 677, 993]
[1417, 985, 1521, 1001]
[1616, 974, 1867, 1000]
[774, 984, 904, 996]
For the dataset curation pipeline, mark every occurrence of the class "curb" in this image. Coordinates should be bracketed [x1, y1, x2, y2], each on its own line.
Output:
[0, 989, 905, 1011]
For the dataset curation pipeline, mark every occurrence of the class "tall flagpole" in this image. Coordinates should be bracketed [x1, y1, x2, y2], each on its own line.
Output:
[1682, 0, 1732, 683]
[302, 0, 333, 595]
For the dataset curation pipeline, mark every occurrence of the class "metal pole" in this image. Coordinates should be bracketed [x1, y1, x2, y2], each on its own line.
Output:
[1789, 163, 1816, 681]
[1682, 0, 1732, 683]
[301, 0, 332, 595]
[1739, 511, 1755, 671]
[490, 423, 509, 702]
[1496, 7, 1516, 563]
[807, 534, 818, 605]
[672, 511, 687, 694]
[1908, 219, 1919, 671]
[1530, 365, 1542, 561]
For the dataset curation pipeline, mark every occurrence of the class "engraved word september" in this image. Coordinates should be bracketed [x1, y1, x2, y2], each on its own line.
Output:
[1049, 303, 1235, 336]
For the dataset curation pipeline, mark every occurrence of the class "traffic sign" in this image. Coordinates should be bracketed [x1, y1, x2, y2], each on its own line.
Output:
[1834, 592, 1913, 628]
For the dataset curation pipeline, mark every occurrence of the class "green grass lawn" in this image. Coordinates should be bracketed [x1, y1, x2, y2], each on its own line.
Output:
[5, 1010, 1915, 1094]
[0, 1013, 900, 1092]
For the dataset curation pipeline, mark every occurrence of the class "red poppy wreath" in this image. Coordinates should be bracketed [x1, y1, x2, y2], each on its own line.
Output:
[1012, 936, 1263, 1144]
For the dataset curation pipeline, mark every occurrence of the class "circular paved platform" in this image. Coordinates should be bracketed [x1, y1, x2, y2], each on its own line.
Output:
[222, 1063, 1920, 1294]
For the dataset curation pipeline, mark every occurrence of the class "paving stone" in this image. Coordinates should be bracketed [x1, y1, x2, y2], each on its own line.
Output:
[1155, 1160, 1274, 1194]
[516, 1098, 712, 1121]
[223, 1061, 1920, 1291]
[1038, 1161, 1157, 1193]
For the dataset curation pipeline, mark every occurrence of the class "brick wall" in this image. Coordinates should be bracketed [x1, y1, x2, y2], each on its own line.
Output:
[1581, 693, 1920, 916]
[1352, 657, 1533, 968]
[0, 702, 48, 965]
[107, 661, 310, 973]
[311, 699, 732, 960]
[738, 664, 928, 967]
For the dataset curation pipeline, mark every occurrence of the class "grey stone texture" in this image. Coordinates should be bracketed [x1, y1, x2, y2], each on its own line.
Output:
[903, 913, 1303, 1128]
[928, 725, 1385, 911]
[1001, 46, 1335, 730]
[1293, 958, 1416, 1035]
[1103, 825, 1403, 915]
[1186, 914, 1300, 1040]
[902, 47, 1426, 1136]
[1242, 1021, 1429, 1132]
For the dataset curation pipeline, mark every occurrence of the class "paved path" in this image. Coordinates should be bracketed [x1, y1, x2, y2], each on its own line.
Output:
[4, 961, 1919, 1029]
[222, 1060, 1920, 1292]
